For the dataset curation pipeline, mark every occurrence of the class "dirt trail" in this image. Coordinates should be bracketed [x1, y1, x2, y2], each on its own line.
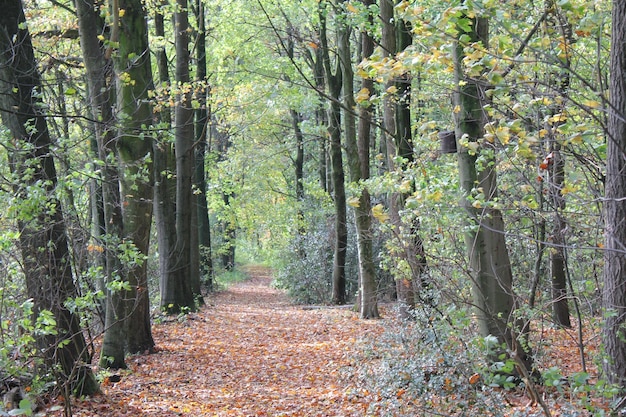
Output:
[66, 266, 382, 416]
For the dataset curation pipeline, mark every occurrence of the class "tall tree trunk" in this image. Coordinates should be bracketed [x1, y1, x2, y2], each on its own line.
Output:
[314, 45, 329, 193]
[221, 192, 237, 270]
[548, 144, 571, 327]
[290, 109, 306, 242]
[88, 133, 107, 327]
[453, 11, 532, 371]
[214, 128, 236, 271]
[195, 0, 213, 290]
[320, 1, 347, 305]
[0, 1, 99, 395]
[153, 6, 180, 312]
[603, 0, 626, 387]
[380, 0, 420, 318]
[284, 31, 306, 251]
[395, 15, 429, 304]
[164, 0, 198, 312]
[349, 0, 379, 318]
[546, 1, 572, 328]
[115, 0, 155, 353]
[75, 0, 127, 369]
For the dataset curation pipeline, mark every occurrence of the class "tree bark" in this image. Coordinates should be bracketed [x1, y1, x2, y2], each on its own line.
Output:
[545, 1, 572, 328]
[75, 0, 128, 369]
[114, 0, 155, 353]
[395, 13, 430, 312]
[153, 6, 180, 312]
[0, 0, 99, 394]
[319, 1, 347, 305]
[290, 109, 306, 242]
[339, 0, 379, 318]
[548, 146, 571, 327]
[381, 0, 430, 318]
[603, 0, 626, 387]
[453, 11, 532, 371]
[221, 192, 237, 270]
[194, 0, 213, 291]
[163, 0, 198, 313]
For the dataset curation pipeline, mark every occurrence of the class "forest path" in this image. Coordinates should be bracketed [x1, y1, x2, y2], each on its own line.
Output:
[68, 265, 382, 416]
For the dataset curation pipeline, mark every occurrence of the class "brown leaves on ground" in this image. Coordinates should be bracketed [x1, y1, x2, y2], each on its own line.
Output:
[43, 267, 609, 416]
[52, 266, 383, 416]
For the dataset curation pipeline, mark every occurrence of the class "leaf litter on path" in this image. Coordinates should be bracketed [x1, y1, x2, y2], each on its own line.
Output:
[51, 266, 383, 416]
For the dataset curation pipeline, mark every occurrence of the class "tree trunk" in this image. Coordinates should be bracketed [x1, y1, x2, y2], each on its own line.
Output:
[290, 109, 306, 246]
[114, 0, 155, 353]
[163, 0, 198, 313]
[548, 146, 571, 327]
[194, 0, 213, 290]
[395, 14, 430, 310]
[0, 0, 99, 395]
[453, 12, 532, 371]
[339, 0, 378, 318]
[153, 7, 180, 312]
[314, 45, 329, 193]
[221, 191, 237, 270]
[320, 1, 347, 305]
[545, 1, 572, 328]
[603, 0, 626, 387]
[214, 127, 236, 271]
[380, 0, 430, 318]
[291, 109, 305, 208]
[75, 0, 127, 369]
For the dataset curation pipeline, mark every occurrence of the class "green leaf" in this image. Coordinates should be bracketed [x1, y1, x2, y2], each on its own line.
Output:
[457, 17, 472, 33]
[8, 398, 33, 415]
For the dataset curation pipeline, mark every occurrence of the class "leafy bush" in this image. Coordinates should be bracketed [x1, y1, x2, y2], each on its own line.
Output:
[347, 301, 614, 416]
[273, 223, 335, 304]
[347, 304, 516, 416]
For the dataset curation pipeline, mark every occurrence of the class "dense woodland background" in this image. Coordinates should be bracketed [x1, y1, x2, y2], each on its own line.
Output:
[1, 0, 626, 415]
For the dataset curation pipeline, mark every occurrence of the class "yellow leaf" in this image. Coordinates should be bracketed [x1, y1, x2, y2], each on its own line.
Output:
[583, 99, 602, 109]
[346, 3, 358, 13]
[396, 1, 409, 13]
[386, 85, 398, 95]
[453, 105, 461, 114]
[466, 141, 479, 154]
[355, 88, 370, 104]
[347, 196, 361, 207]
[569, 134, 583, 144]
[561, 183, 578, 196]
[398, 180, 411, 193]
[429, 190, 443, 202]
[496, 126, 511, 145]
[372, 204, 390, 223]
[118, 8, 126, 17]
[548, 113, 567, 124]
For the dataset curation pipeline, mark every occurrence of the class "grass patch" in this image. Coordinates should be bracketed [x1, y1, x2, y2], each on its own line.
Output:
[213, 267, 249, 290]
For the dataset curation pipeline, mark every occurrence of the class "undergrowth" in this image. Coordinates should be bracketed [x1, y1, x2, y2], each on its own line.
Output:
[346, 304, 612, 417]
[213, 268, 250, 290]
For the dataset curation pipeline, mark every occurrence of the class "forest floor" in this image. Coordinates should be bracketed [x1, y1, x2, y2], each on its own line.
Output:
[46, 266, 607, 416]
[52, 266, 384, 416]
